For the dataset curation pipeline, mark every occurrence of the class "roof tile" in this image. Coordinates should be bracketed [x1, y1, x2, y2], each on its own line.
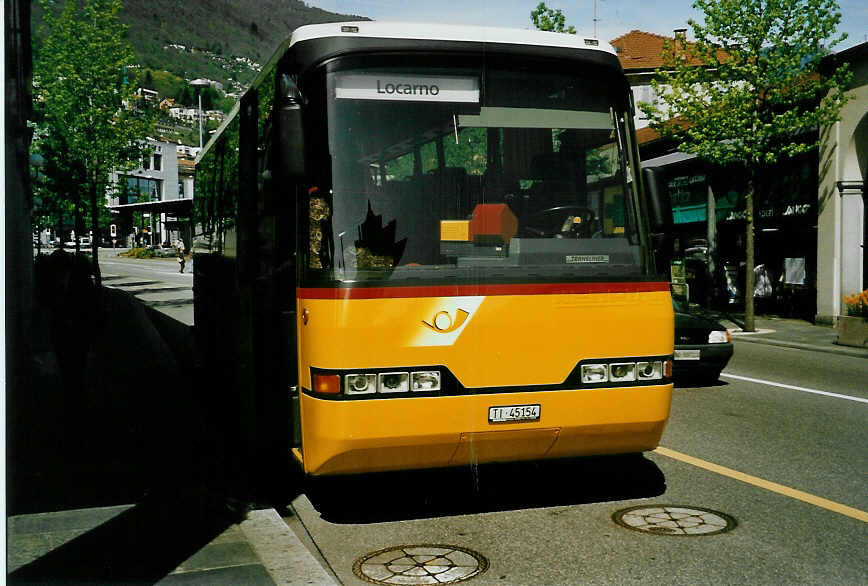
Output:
[610, 30, 708, 70]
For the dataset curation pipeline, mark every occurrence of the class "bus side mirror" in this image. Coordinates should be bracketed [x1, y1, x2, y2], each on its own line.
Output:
[278, 74, 306, 178]
[642, 166, 673, 234]
[642, 166, 674, 264]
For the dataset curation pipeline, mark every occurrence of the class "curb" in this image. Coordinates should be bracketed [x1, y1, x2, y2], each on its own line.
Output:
[241, 509, 339, 586]
[732, 335, 868, 358]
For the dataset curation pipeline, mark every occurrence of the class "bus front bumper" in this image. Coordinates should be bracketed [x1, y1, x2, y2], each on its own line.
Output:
[298, 384, 672, 476]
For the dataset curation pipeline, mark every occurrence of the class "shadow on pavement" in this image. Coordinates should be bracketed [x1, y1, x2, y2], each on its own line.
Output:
[674, 376, 730, 389]
[307, 453, 666, 524]
[9, 254, 227, 513]
[8, 491, 247, 584]
[7, 252, 263, 581]
[8, 265, 202, 513]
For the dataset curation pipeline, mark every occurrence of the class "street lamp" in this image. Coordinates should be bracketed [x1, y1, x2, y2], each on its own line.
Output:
[190, 79, 210, 150]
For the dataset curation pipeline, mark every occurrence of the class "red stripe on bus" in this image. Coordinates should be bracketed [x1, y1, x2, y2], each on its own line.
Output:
[297, 282, 670, 299]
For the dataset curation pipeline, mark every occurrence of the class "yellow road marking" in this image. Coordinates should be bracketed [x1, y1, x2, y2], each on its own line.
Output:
[654, 446, 868, 523]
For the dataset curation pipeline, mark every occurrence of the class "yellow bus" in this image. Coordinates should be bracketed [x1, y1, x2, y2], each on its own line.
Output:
[194, 22, 673, 480]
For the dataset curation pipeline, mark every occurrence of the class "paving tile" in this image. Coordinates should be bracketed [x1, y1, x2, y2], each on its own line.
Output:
[157, 563, 275, 585]
[208, 525, 246, 545]
[170, 541, 259, 574]
[7, 505, 133, 535]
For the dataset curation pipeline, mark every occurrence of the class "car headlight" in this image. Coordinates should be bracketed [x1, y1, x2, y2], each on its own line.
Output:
[708, 330, 730, 344]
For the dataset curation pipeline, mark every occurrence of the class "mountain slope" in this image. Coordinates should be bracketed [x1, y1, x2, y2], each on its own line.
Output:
[33, 0, 368, 89]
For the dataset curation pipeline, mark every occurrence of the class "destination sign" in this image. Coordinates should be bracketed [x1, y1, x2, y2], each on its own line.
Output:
[335, 73, 479, 103]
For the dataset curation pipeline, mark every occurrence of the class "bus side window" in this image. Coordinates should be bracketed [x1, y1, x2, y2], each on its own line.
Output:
[309, 187, 330, 269]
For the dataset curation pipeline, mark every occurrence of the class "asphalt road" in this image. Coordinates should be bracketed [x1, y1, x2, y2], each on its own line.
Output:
[90, 256, 866, 583]
[95, 250, 194, 325]
[289, 340, 868, 585]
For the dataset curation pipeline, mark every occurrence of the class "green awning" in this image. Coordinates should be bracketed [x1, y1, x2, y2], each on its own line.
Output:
[673, 204, 706, 224]
[673, 199, 738, 224]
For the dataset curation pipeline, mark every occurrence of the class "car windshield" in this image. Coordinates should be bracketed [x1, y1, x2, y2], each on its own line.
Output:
[302, 63, 646, 286]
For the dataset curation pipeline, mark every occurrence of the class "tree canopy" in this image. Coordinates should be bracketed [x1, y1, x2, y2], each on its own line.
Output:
[640, 0, 851, 329]
[641, 0, 850, 167]
[33, 0, 156, 278]
[530, 2, 576, 34]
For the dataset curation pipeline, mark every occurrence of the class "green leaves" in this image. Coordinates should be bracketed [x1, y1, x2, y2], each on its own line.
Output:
[530, 2, 577, 34]
[642, 0, 851, 167]
[639, 0, 851, 330]
[34, 0, 157, 221]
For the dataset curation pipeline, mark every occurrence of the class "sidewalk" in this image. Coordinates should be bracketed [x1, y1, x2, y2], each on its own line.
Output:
[9, 258, 338, 585]
[7, 501, 339, 585]
[714, 312, 868, 359]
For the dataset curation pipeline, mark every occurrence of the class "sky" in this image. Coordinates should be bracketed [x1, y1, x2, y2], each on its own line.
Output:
[308, 0, 867, 50]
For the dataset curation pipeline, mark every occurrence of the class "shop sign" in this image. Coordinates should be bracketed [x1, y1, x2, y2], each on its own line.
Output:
[725, 203, 812, 221]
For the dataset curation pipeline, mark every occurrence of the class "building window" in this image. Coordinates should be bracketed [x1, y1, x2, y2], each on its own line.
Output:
[142, 155, 150, 170]
[153, 154, 162, 171]
[178, 181, 184, 198]
[123, 176, 162, 203]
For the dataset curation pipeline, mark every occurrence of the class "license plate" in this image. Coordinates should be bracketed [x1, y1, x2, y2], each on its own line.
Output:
[675, 349, 701, 360]
[488, 404, 541, 423]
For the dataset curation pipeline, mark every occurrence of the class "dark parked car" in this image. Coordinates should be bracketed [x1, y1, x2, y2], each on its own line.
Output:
[673, 298, 733, 382]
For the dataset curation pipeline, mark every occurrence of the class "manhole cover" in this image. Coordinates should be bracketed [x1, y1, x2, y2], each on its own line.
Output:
[353, 544, 488, 585]
[613, 505, 736, 536]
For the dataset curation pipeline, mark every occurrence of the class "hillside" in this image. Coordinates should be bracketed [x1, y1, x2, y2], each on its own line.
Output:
[33, 0, 368, 92]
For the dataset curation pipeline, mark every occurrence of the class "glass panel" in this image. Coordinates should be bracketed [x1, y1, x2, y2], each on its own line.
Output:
[123, 176, 161, 203]
[304, 65, 644, 286]
[194, 112, 240, 256]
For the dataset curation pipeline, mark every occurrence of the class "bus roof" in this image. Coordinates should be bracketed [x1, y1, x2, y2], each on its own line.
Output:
[289, 21, 616, 56]
[196, 21, 621, 164]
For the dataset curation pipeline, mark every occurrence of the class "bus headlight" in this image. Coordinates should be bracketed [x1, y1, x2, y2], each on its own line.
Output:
[609, 362, 637, 382]
[637, 361, 663, 380]
[345, 373, 376, 395]
[581, 364, 609, 383]
[379, 372, 409, 393]
[411, 371, 441, 391]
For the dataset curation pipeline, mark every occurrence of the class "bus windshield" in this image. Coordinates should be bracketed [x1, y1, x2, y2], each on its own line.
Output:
[305, 64, 645, 286]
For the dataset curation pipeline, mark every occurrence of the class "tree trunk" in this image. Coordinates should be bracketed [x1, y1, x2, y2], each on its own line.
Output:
[73, 192, 82, 255]
[56, 209, 64, 249]
[89, 175, 102, 286]
[706, 184, 717, 308]
[744, 175, 756, 332]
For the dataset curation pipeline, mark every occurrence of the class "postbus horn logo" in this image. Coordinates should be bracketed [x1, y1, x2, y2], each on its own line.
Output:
[422, 309, 470, 333]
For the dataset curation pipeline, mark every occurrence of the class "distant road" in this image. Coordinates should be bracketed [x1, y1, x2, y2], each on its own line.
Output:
[96, 249, 194, 325]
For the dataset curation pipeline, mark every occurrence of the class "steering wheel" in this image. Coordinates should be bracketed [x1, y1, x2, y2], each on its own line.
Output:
[520, 206, 596, 238]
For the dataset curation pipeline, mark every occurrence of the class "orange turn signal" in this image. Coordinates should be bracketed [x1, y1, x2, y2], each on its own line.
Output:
[313, 374, 341, 394]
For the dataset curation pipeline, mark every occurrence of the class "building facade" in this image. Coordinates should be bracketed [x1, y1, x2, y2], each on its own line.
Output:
[612, 30, 864, 322]
[107, 139, 194, 248]
[816, 42, 868, 324]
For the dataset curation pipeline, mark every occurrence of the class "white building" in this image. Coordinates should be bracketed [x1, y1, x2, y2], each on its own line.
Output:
[107, 139, 194, 247]
[816, 42, 867, 324]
